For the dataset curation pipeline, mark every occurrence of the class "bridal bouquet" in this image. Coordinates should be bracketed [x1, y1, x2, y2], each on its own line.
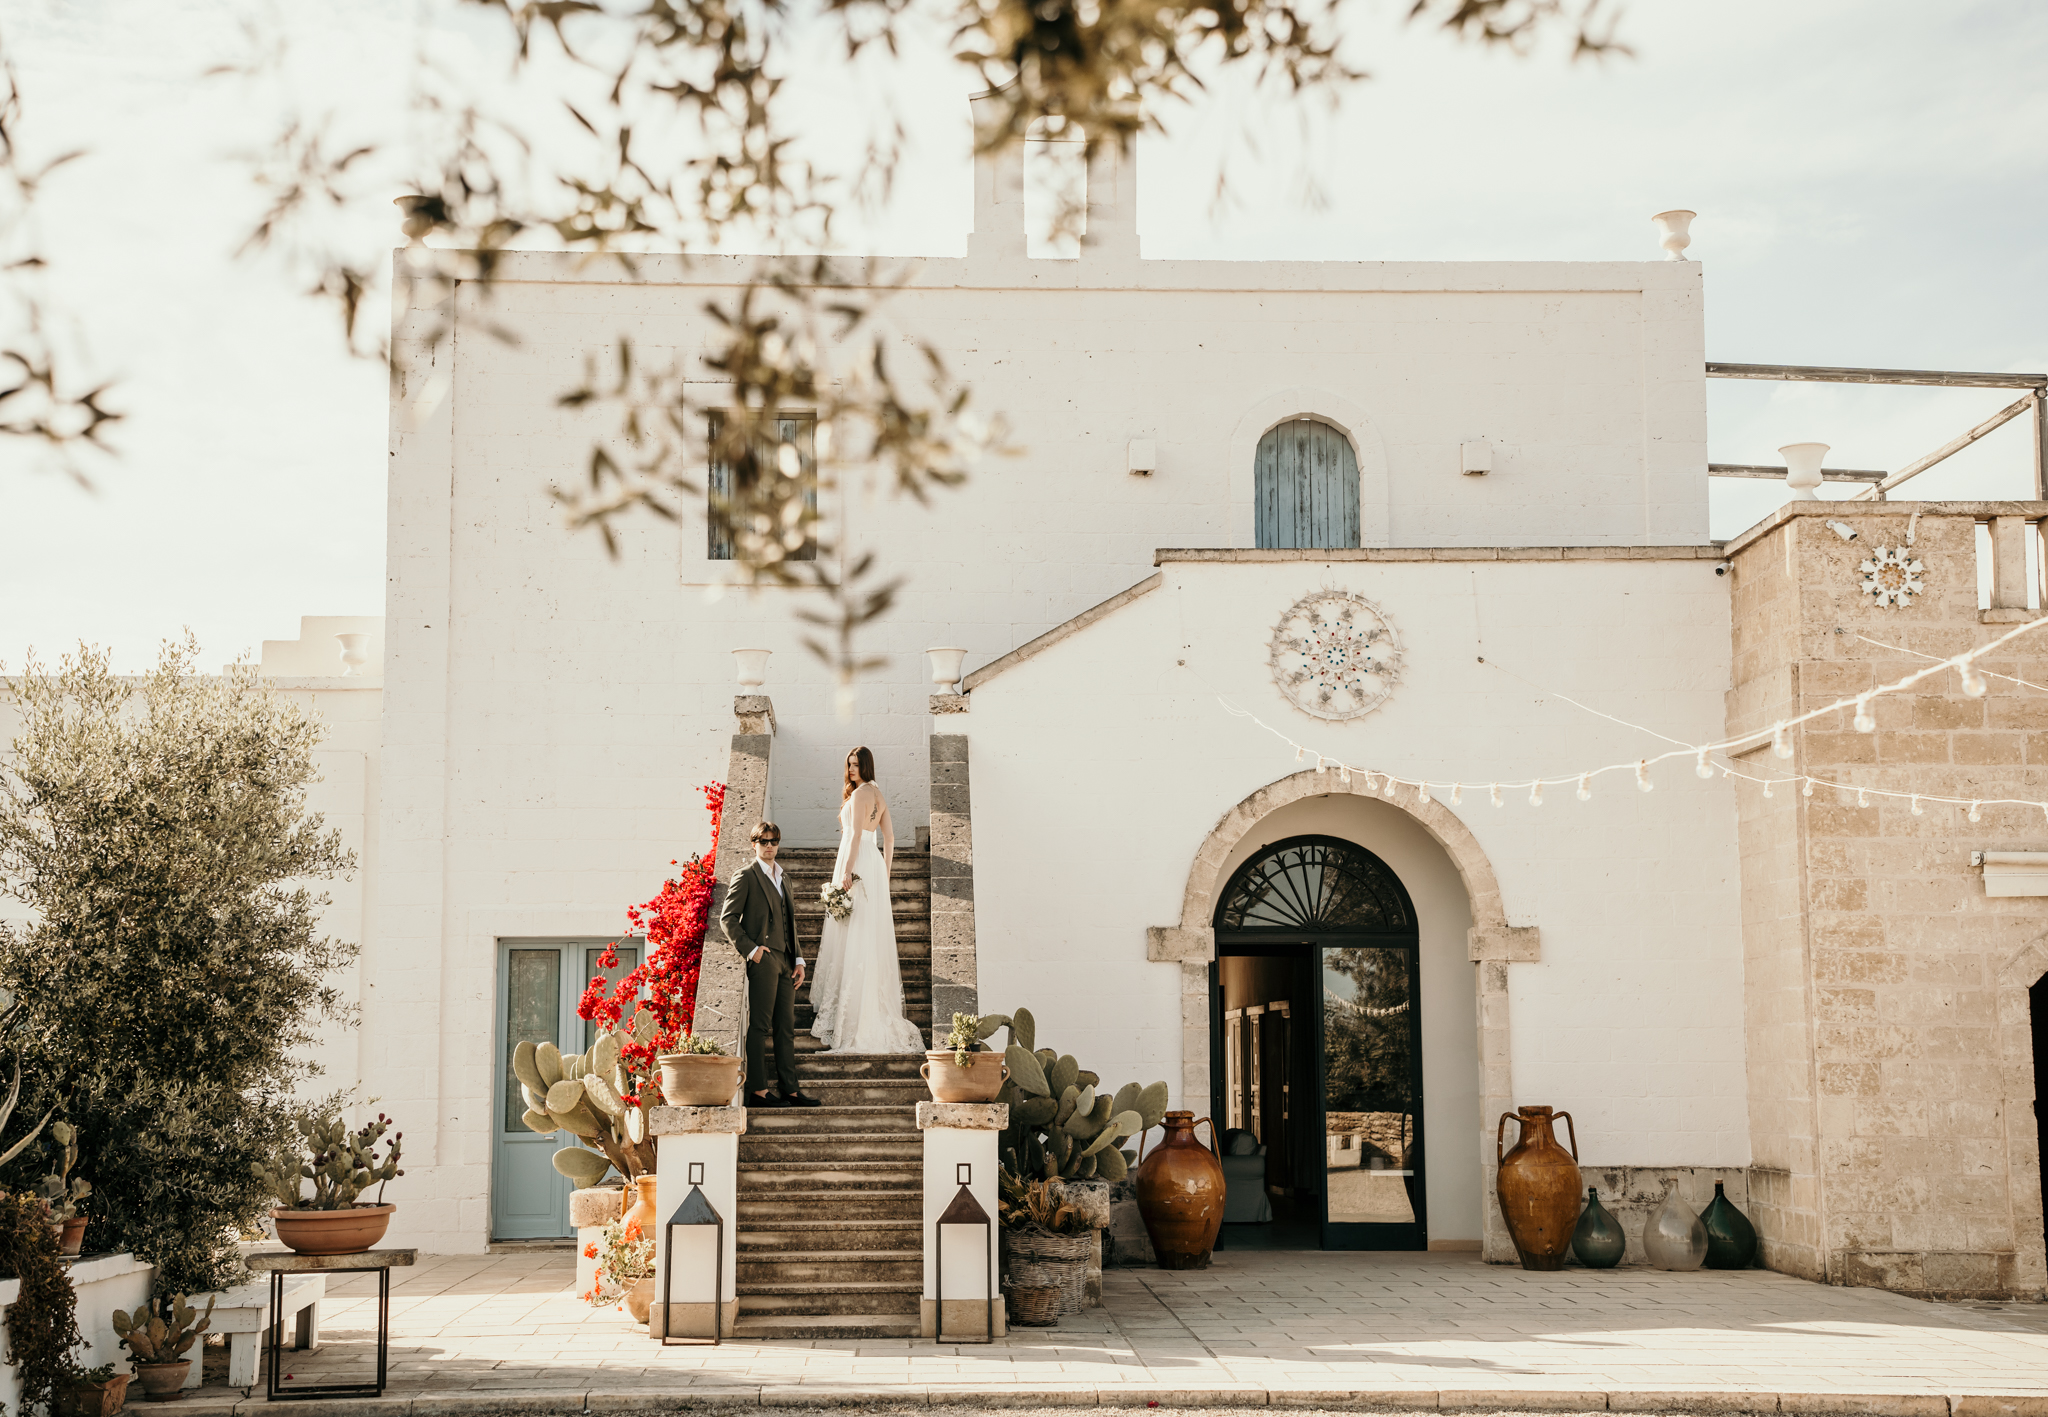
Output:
[820, 882, 853, 921]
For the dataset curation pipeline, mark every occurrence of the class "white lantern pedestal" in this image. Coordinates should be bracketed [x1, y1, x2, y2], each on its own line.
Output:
[918, 1100, 1007, 1339]
[648, 1103, 746, 1339]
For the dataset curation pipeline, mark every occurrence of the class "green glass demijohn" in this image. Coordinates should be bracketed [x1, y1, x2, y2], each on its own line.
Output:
[1570, 1187, 1625, 1268]
[1700, 1181, 1758, 1269]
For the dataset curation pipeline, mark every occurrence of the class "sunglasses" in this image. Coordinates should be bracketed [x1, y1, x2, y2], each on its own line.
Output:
[754, 836, 781, 845]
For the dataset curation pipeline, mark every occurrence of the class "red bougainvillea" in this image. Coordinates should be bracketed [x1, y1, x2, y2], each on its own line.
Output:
[578, 782, 726, 1079]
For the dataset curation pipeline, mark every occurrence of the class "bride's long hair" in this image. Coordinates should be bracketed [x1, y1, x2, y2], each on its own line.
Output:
[842, 746, 876, 801]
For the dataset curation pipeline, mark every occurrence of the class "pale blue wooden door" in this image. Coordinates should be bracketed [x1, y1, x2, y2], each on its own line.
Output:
[1255, 419, 1359, 549]
[491, 940, 641, 1240]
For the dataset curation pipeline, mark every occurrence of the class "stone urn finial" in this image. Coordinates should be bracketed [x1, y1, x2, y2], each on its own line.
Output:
[925, 647, 968, 694]
[1779, 442, 1829, 501]
[335, 633, 370, 677]
[1651, 209, 1696, 261]
[731, 647, 772, 687]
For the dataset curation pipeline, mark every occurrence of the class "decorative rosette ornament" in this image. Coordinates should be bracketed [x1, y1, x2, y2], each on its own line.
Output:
[1269, 590, 1404, 721]
[1859, 546, 1925, 609]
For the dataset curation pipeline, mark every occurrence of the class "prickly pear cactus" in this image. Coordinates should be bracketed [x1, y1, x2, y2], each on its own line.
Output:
[112, 1295, 215, 1363]
[985, 1007, 1168, 1184]
[513, 1010, 660, 1185]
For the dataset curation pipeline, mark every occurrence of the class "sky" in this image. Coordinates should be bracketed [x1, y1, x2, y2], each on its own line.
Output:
[2, 0, 2045, 670]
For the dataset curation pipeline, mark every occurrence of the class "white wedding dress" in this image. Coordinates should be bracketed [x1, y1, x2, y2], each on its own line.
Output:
[808, 795, 925, 1054]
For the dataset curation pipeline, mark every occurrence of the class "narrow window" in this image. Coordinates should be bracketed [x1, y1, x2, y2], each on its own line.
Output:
[708, 411, 818, 562]
[1255, 418, 1359, 550]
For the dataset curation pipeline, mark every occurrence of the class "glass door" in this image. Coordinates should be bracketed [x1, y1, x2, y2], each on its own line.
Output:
[1318, 943, 1426, 1250]
[491, 939, 641, 1241]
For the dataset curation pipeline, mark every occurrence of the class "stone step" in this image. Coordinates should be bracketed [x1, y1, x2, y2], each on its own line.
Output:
[737, 1283, 923, 1317]
[791, 1078, 928, 1106]
[738, 1251, 923, 1285]
[738, 1162, 919, 1193]
[731, 1314, 922, 1340]
[739, 1221, 920, 1253]
[784, 1052, 927, 1079]
[738, 1189, 922, 1222]
[739, 1133, 920, 1163]
[743, 1105, 918, 1134]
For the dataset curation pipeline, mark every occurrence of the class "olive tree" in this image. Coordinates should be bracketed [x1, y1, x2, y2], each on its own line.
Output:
[0, 635, 356, 1297]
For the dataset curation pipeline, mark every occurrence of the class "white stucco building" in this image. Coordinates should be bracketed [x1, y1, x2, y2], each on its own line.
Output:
[27, 123, 2048, 1304]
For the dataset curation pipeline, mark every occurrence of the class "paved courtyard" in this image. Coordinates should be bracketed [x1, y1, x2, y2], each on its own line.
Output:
[185, 1251, 2048, 1413]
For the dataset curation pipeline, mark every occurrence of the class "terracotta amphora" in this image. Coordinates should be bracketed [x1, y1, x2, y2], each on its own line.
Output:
[623, 1173, 659, 1238]
[1134, 1111, 1225, 1269]
[1495, 1105, 1581, 1271]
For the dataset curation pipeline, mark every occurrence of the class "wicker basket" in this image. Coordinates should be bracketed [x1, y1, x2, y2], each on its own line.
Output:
[1005, 1283, 1062, 1327]
[1003, 1228, 1091, 1313]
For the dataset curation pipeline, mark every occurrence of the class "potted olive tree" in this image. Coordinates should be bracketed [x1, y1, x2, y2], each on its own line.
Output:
[254, 1109, 404, 1255]
[111, 1296, 215, 1402]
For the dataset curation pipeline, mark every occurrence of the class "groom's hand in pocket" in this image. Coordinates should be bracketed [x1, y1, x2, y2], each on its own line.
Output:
[748, 945, 767, 963]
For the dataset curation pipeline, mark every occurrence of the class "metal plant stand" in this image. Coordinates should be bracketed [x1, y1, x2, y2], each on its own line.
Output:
[246, 1249, 417, 1400]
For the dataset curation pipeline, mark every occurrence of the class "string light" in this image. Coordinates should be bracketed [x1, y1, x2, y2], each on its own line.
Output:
[1528, 781, 1544, 807]
[1451, 784, 1463, 806]
[1339, 765, 1351, 785]
[1361, 772, 1377, 791]
[1222, 613, 2048, 821]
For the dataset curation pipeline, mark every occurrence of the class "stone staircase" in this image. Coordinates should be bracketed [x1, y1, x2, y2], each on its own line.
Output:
[733, 847, 933, 1340]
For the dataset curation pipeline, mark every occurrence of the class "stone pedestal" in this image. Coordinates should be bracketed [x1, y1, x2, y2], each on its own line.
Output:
[648, 1103, 746, 1339]
[917, 1100, 1007, 1339]
[570, 1185, 625, 1297]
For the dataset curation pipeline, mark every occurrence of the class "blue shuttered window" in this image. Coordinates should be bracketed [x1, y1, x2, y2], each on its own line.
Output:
[708, 412, 818, 561]
[1255, 418, 1359, 550]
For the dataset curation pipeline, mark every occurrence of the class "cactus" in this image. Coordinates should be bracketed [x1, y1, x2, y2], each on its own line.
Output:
[253, 1109, 404, 1210]
[942, 1012, 1006, 1067]
[986, 1007, 1169, 1184]
[514, 1007, 662, 1185]
[112, 1295, 216, 1364]
[36, 1118, 92, 1221]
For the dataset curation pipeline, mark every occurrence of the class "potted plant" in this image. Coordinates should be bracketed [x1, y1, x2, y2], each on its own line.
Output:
[254, 1109, 403, 1255]
[38, 1120, 92, 1255]
[56, 1363, 132, 1417]
[998, 1173, 1092, 1319]
[515, 1012, 662, 1192]
[922, 1012, 1010, 1103]
[581, 1212, 657, 1322]
[112, 1295, 215, 1402]
[656, 1030, 743, 1107]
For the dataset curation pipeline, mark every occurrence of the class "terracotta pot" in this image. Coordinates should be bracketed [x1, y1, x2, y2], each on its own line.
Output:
[271, 1203, 395, 1256]
[920, 1051, 1008, 1102]
[135, 1363, 189, 1403]
[56, 1373, 130, 1417]
[623, 1173, 659, 1238]
[657, 1052, 743, 1106]
[1133, 1111, 1223, 1270]
[624, 1275, 655, 1323]
[60, 1215, 88, 1255]
[1495, 1106, 1580, 1271]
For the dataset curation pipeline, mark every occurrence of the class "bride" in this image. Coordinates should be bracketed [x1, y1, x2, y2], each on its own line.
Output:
[808, 747, 926, 1054]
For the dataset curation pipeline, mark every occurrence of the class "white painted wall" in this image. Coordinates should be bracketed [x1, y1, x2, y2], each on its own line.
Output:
[967, 554, 1747, 1253]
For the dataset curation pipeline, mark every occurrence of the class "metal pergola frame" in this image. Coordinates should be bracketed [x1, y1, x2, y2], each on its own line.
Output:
[1704, 362, 2048, 501]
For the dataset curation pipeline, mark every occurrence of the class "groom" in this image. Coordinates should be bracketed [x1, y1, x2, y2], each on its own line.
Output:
[717, 820, 821, 1110]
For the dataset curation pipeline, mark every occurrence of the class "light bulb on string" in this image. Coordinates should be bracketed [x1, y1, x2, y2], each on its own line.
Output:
[1960, 662, 1988, 698]
[1339, 765, 1351, 785]
[1295, 746, 1304, 762]
[1695, 750, 1712, 779]
[1490, 783, 1503, 807]
[1857, 786, 1869, 807]
[1529, 781, 1544, 807]
[1772, 722, 1793, 759]
[1853, 696, 1876, 733]
[1968, 801, 1982, 823]
[1451, 784, 1463, 806]
[1315, 755, 1327, 773]
[1802, 778, 1814, 797]
[1382, 777, 1398, 799]
[1361, 772, 1377, 791]
[1721, 765, 1733, 779]
[1762, 780, 1773, 799]
[1636, 760, 1654, 793]
[1576, 774, 1591, 801]
[1910, 795, 1923, 816]
[1418, 782, 1433, 805]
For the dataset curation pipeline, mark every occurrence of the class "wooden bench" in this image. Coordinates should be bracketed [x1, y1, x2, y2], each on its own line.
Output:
[185, 1273, 325, 1389]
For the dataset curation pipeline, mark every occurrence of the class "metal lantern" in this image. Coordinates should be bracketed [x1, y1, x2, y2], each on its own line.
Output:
[659, 1161, 725, 1346]
[933, 1162, 995, 1343]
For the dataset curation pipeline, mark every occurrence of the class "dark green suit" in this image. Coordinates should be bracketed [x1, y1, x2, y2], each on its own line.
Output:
[719, 859, 802, 1096]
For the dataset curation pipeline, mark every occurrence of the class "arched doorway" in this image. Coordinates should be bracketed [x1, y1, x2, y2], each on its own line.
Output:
[1213, 834, 1425, 1250]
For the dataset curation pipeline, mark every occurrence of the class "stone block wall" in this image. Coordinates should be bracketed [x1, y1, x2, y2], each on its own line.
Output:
[929, 697, 977, 1045]
[1725, 501, 2048, 1299]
